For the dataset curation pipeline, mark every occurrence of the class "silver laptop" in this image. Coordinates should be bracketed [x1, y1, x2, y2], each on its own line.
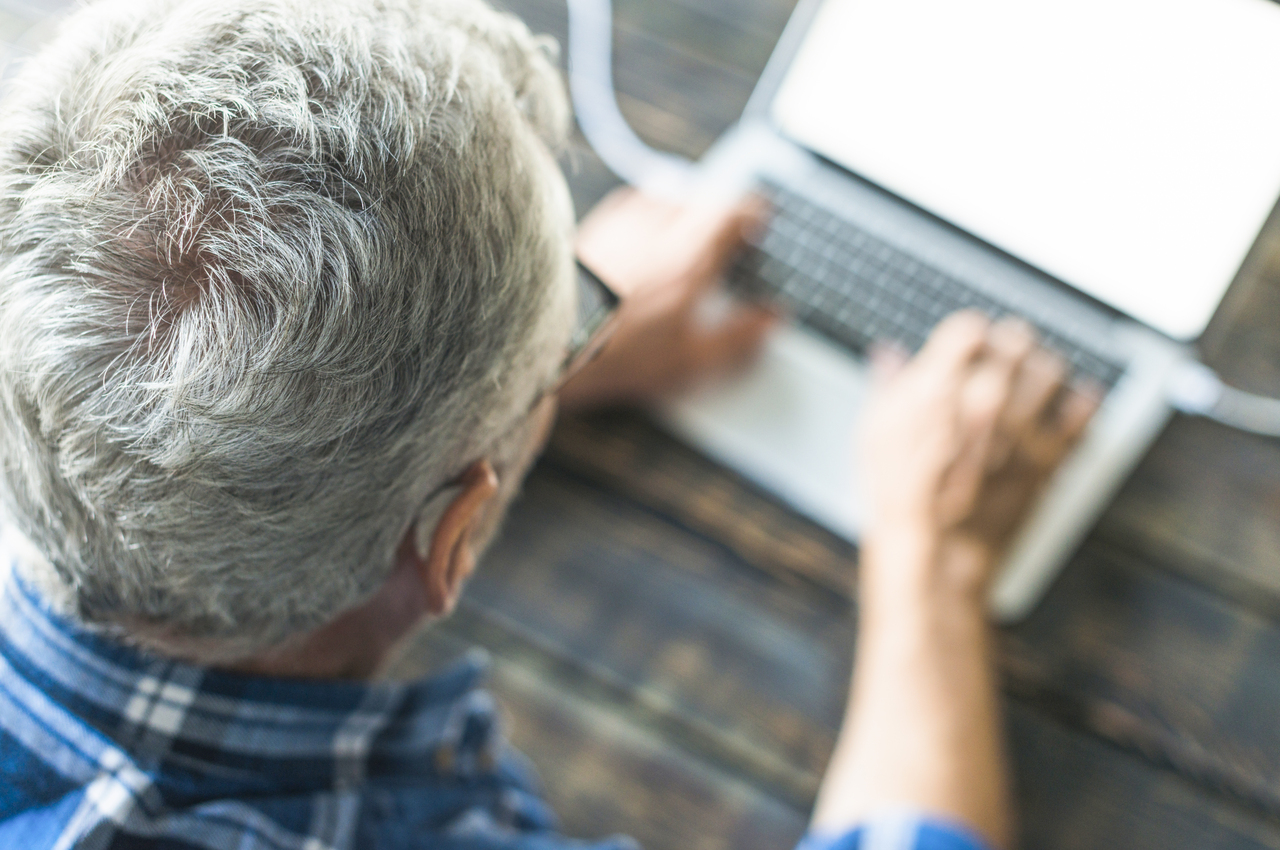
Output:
[659, 0, 1280, 619]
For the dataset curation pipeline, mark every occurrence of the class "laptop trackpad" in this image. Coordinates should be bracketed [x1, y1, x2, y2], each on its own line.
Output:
[659, 324, 868, 541]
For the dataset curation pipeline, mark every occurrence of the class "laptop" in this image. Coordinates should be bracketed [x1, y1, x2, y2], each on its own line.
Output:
[659, 0, 1280, 619]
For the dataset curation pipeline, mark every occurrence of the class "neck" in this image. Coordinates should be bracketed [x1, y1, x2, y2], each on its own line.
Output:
[223, 558, 430, 680]
[4, 521, 432, 681]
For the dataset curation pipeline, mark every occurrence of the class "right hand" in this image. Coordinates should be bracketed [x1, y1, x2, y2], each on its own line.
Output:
[859, 312, 1100, 599]
[559, 189, 776, 409]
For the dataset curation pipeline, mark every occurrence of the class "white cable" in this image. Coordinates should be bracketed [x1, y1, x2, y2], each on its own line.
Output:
[1167, 360, 1280, 438]
[565, 0, 697, 200]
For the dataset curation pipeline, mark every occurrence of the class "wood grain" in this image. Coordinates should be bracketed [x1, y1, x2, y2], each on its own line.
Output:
[383, 625, 809, 850]
[408, 0, 1280, 846]
[542, 411, 1280, 820]
[383, 459, 1280, 847]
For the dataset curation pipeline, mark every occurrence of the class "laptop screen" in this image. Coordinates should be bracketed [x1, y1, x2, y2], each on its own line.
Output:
[771, 0, 1280, 340]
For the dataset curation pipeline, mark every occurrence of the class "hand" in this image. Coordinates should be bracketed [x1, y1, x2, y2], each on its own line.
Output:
[860, 312, 1099, 598]
[557, 188, 777, 409]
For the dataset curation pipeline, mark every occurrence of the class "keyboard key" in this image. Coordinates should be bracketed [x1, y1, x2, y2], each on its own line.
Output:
[734, 182, 1126, 390]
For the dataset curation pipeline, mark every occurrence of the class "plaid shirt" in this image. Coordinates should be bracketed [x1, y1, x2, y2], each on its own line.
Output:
[0, 563, 640, 849]
[798, 817, 988, 850]
[0, 559, 986, 850]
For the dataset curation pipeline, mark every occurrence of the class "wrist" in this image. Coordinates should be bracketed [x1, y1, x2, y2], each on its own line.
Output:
[854, 530, 997, 702]
[859, 525, 997, 613]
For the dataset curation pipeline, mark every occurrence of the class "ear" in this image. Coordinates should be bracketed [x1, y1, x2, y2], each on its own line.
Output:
[408, 460, 500, 617]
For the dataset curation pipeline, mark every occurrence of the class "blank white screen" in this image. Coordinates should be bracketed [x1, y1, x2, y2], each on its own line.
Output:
[772, 0, 1280, 340]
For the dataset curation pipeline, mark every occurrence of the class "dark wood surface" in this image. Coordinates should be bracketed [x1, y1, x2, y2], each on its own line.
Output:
[384, 1, 1280, 848]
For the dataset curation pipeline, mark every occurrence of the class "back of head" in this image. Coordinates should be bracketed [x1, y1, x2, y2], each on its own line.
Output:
[0, 0, 574, 657]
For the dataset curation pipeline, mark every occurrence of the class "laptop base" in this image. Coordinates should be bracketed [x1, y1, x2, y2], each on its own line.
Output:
[665, 123, 1186, 621]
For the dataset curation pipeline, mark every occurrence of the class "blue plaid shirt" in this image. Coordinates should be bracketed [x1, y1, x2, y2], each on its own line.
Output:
[0, 562, 986, 850]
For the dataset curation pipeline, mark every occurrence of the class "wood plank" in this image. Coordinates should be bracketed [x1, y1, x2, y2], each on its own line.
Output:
[497, 0, 785, 81]
[1099, 413, 1280, 615]
[382, 464, 1280, 848]
[546, 411, 857, 600]
[465, 462, 853, 785]
[613, 0, 783, 82]
[467, 450, 1280, 826]
[1095, 240, 1280, 610]
[441, 599, 822, 807]
[385, 617, 1280, 850]
[1006, 543, 1280, 822]
[1006, 704, 1280, 850]
[383, 586, 1280, 850]
[654, 0, 799, 47]
[382, 626, 810, 850]
[496, 0, 765, 159]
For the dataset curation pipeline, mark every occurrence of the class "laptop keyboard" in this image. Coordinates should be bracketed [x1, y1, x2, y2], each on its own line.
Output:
[730, 183, 1127, 390]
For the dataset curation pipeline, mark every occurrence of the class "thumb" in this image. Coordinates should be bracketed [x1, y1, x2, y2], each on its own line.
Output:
[687, 303, 778, 380]
[868, 341, 910, 387]
[677, 196, 771, 303]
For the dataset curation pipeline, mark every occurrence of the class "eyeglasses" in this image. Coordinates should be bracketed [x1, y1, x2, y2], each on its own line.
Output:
[557, 258, 621, 391]
[414, 259, 622, 509]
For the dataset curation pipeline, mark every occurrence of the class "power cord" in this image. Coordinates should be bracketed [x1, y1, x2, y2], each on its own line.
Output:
[565, 0, 696, 199]
[1167, 360, 1280, 438]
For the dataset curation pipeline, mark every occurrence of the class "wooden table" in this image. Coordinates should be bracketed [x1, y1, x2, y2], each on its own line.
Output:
[384, 1, 1280, 848]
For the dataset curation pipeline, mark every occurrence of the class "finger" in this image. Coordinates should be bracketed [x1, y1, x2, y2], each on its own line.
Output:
[868, 341, 911, 386]
[585, 185, 641, 218]
[1021, 386, 1101, 468]
[936, 323, 1027, 513]
[984, 316, 1037, 364]
[1056, 386, 1101, 445]
[956, 323, 1030, 473]
[575, 188, 682, 280]
[575, 187, 647, 238]
[601, 186, 685, 219]
[977, 317, 1037, 443]
[675, 197, 771, 301]
[681, 200, 767, 288]
[1002, 345, 1069, 435]
[910, 310, 990, 384]
[686, 303, 777, 379]
[962, 318, 1029, 422]
[576, 188, 683, 244]
[739, 193, 772, 244]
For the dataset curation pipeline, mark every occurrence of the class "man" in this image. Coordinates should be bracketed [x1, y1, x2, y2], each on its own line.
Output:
[0, 0, 1095, 848]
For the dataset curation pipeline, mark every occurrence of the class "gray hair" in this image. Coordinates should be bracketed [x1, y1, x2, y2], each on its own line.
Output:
[0, 0, 576, 655]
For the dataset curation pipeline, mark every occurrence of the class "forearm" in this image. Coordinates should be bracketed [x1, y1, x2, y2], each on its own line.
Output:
[810, 530, 1013, 849]
[806, 313, 1091, 849]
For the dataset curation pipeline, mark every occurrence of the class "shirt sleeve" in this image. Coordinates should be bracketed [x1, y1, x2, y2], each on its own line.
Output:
[795, 811, 992, 850]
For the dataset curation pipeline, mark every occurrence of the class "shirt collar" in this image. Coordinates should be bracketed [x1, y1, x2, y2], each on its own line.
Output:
[0, 561, 502, 797]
